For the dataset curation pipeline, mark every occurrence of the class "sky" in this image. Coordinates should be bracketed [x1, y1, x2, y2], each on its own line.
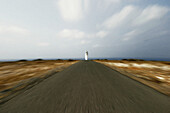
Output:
[0, 0, 170, 59]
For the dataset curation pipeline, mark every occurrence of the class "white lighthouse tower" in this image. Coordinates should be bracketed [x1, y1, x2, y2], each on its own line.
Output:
[85, 51, 88, 60]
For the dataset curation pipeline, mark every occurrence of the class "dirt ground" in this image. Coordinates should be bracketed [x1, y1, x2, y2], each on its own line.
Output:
[96, 60, 170, 96]
[0, 60, 77, 101]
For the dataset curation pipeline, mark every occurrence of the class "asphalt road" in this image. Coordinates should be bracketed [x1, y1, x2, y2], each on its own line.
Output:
[0, 61, 170, 113]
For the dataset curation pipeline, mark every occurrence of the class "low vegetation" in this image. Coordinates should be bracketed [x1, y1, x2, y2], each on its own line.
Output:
[0, 60, 77, 102]
[96, 60, 170, 95]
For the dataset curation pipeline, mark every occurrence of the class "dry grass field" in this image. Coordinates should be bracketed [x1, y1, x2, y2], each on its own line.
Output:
[96, 60, 170, 96]
[0, 60, 77, 102]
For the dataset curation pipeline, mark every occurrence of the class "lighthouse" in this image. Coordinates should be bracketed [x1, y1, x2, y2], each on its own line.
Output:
[85, 51, 88, 60]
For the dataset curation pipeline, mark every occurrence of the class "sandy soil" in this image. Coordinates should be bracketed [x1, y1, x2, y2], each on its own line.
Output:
[0, 60, 77, 101]
[96, 60, 170, 96]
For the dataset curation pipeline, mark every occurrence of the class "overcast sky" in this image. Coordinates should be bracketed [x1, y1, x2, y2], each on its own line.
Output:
[0, 0, 170, 59]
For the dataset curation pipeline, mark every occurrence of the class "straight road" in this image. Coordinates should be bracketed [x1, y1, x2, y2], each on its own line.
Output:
[0, 61, 169, 113]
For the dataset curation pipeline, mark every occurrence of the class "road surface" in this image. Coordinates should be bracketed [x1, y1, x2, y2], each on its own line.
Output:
[0, 61, 169, 113]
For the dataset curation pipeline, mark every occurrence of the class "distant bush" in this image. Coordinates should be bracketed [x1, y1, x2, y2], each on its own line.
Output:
[57, 59, 62, 61]
[95, 59, 108, 60]
[162, 62, 170, 65]
[17, 59, 28, 62]
[68, 59, 74, 61]
[33, 59, 43, 61]
[122, 59, 144, 61]
[122, 59, 128, 61]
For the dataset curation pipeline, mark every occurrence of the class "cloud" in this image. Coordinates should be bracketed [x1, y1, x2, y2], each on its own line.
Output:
[107, 0, 121, 3]
[56, 29, 86, 39]
[83, 0, 90, 12]
[100, 4, 170, 42]
[57, 0, 89, 21]
[102, 4, 169, 30]
[0, 25, 29, 35]
[123, 30, 142, 41]
[121, 5, 170, 41]
[80, 40, 90, 44]
[56, 29, 108, 39]
[133, 5, 170, 26]
[93, 44, 101, 48]
[97, 0, 121, 8]
[96, 31, 108, 38]
[102, 5, 136, 29]
[37, 42, 50, 47]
